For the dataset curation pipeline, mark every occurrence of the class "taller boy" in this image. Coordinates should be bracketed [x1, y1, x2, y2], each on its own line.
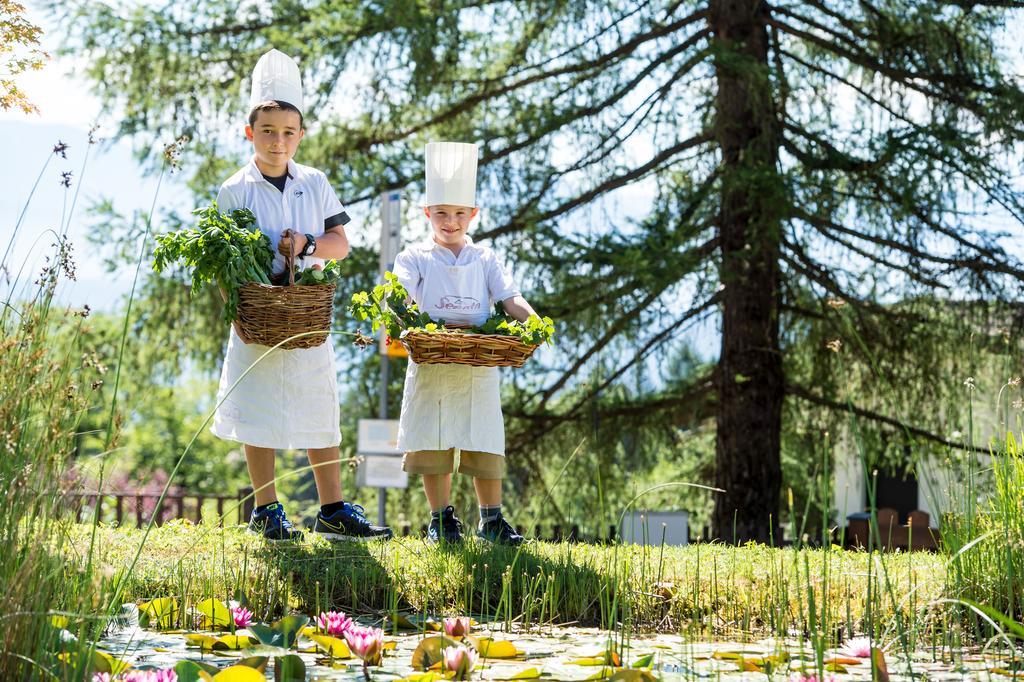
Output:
[394, 142, 539, 545]
[212, 49, 392, 542]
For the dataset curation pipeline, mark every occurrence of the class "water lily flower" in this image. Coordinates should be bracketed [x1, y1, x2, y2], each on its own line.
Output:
[443, 645, 477, 680]
[444, 616, 471, 637]
[92, 670, 178, 682]
[344, 624, 385, 666]
[837, 636, 873, 658]
[317, 610, 354, 636]
[231, 606, 253, 628]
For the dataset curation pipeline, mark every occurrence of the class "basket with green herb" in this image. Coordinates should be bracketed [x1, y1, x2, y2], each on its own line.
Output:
[152, 203, 341, 349]
[349, 272, 555, 367]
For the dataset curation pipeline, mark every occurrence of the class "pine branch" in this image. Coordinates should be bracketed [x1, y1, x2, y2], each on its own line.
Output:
[345, 9, 710, 152]
[768, 15, 1011, 118]
[538, 237, 718, 405]
[478, 130, 715, 240]
[793, 209, 1024, 284]
[799, 218, 951, 290]
[787, 382, 1002, 455]
[563, 294, 721, 418]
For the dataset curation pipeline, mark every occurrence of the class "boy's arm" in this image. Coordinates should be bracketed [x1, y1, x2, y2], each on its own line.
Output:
[485, 249, 535, 320]
[501, 295, 538, 323]
[278, 228, 350, 260]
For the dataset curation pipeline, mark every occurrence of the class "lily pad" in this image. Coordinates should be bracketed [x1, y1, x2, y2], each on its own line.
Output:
[274, 654, 306, 681]
[631, 653, 655, 669]
[175, 660, 221, 682]
[212, 665, 266, 681]
[197, 598, 233, 629]
[476, 638, 522, 659]
[237, 656, 268, 672]
[139, 597, 178, 629]
[184, 633, 255, 651]
[249, 615, 309, 649]
[411, 635, 462, 670]
[309, 633, 352, 658]
[872, 648, 890, 682]
[501, 667, 543, 679]
[608, 671, 658, 682]
[398, 673, 449, 682]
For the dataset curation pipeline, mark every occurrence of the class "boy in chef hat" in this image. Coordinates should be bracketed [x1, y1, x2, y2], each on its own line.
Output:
[211, 49, 392, 542]
[392, 141, 541, 545]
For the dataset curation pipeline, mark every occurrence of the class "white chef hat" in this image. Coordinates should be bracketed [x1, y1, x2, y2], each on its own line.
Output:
[249, 49, 303, 113]
[424, 142, 478, 207]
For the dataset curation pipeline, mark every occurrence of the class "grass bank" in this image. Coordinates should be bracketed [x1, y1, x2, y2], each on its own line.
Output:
[67, 523, 953, 641]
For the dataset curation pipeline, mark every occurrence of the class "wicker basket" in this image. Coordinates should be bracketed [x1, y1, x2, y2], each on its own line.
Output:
[400, 329, 539, 367]
[235, 245, 335, 350]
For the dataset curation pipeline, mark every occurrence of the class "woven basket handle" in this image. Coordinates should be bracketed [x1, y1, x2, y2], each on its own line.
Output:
[285, 230, 296, 286]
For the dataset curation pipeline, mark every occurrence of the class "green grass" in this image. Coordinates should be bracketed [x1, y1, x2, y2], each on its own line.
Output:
[66, 522, 951, 641]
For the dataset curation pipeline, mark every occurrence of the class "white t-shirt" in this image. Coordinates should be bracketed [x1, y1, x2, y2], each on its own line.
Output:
[392, 237, 522, 327]
[217, 156, 348, 275]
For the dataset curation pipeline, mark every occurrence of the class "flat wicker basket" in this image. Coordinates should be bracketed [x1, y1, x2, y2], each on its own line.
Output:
[400, 329, 539, 367]
[235, 247, 335, 350]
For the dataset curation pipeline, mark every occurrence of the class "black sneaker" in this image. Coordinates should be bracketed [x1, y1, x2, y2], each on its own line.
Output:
[477, 513, 525, 546]
[248, 502, 303, 541]
[313, 502, 394, 542]
[427, 506, 464, 544]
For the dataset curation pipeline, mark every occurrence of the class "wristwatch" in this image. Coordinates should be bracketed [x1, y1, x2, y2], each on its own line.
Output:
[300, 233, 316, 258]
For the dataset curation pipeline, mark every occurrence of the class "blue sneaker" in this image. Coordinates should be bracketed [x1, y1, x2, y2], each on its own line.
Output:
[477, 513, 525, 546]
[313, 502, 394, 542]
[427, 506, 464, 544]
[248, 502, 303, 541]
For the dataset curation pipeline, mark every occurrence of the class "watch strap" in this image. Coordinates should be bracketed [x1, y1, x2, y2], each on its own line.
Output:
[302, 233, 316, 257]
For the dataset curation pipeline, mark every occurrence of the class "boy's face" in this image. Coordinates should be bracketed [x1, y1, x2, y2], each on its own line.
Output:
[425, 204, 478, 250]
[245, 109, 304, 173]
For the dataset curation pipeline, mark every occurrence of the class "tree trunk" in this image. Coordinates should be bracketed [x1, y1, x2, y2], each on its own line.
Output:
[709, 0, 785, 543]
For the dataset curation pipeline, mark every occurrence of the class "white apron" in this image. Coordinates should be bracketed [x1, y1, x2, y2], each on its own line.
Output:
[211, 328, 341, 449]
[396, 257, 505, 455]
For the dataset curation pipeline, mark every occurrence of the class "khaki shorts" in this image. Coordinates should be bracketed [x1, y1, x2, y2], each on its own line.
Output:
[403, 449, 505, 479]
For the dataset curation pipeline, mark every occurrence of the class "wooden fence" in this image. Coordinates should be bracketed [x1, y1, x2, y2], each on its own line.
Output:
[69, 490, 250, 527]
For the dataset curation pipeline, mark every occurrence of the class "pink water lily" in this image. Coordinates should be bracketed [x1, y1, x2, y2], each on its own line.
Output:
[443, 616, 471, 637]
[344, 624, 385, 666]
[837, 636, 873, 658]
[443, 645, 477, 680]
[93, 670, 177, 682]
[231, 606, 253, 628]
[317, 610, 354, 636]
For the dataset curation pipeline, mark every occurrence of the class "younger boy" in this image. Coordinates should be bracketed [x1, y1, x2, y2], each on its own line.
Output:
[393, 141, 539, 545]
[212, 49, 392, 542]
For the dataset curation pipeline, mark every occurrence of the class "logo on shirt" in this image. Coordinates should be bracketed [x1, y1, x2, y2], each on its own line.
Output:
[436, 295, 481, 312]
[293, 189, 303, 198]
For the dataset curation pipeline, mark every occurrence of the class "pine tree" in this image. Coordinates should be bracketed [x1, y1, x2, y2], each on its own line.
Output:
[54, 0, 1024, 541]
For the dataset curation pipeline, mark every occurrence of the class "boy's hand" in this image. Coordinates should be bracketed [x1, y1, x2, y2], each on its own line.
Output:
[278, 229, 307, 259]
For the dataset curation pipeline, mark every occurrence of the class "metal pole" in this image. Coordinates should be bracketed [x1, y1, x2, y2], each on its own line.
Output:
[378, 353, 389, 525]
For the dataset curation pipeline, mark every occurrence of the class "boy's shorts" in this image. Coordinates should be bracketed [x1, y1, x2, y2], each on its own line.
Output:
[403, 449, 505, 480]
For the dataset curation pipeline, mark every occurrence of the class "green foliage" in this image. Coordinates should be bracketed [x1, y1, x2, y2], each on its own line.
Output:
[152, 203, 273, 323]
[350, 272, 555, 346]
[349, 272, 433, 340]
[469, 301, 556, 346]
[295, 259, 341, 286]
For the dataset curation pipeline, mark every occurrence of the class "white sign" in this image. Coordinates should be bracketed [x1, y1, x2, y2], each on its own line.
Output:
[620, 510, 689, 547]
[357, 419, 401, 454]
[380, 191, 402, 275]
[356, 454, 408, 489]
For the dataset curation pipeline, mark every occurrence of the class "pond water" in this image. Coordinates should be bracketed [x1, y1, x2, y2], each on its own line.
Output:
[98, 616, 1022, 681]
